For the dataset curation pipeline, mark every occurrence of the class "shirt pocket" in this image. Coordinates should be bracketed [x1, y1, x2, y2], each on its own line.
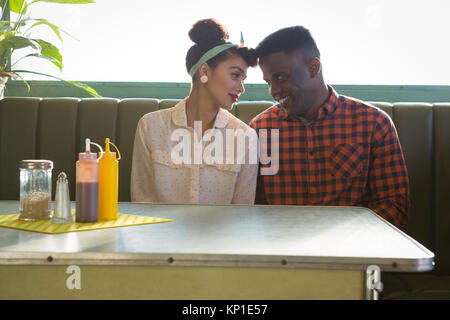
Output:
[328, 143, 364, 180]
[151, 149, 185, 169]
[212, 162, 242, 173]
[152, 149, 242, 173]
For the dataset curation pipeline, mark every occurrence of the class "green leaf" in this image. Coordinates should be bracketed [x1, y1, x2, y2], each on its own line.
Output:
[9, 0, 26, 14]
[10, 69, 101, 97]
[10, 71, 31, 91]
[66, 80, 101, 97]
[0, 34, 39, 51]
[32, 0, 95, 4]
[13, 19, 28, 32]
[0, 32, 16, 65]
[27, 18, 78, 41]
[0, 30, 16, 41]
[30, 19, 63, 41]
[21, 1, 28, 15]
[0, 21, 12, 33]
[33, 39, 63, 70]
[20, 52, 63, 71]
[0, 34, 40, 68]
[10, 36, 36, 50]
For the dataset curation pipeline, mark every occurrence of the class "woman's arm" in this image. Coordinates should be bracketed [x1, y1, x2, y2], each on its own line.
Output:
[231, 162, 258, 204]
[130, 117, 158, 202]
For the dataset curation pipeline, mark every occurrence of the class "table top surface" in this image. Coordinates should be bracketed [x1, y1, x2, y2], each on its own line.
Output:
[0, 201, 434, 272]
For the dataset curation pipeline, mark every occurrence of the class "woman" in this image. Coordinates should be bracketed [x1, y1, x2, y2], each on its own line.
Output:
[131, 19, 258, 204]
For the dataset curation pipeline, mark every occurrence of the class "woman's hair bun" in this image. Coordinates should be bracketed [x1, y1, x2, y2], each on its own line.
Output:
[188, 19, 229, 45]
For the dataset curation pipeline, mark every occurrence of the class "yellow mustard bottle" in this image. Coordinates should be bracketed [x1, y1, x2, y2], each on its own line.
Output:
[98, 138, 121, 221]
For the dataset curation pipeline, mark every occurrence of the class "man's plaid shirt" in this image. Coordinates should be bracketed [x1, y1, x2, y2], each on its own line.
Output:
[249, 86, 410, 228]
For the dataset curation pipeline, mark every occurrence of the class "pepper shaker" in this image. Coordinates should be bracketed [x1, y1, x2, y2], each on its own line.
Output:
[19, 160, 53, 221]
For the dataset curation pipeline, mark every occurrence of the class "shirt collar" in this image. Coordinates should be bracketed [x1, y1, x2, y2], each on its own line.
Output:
[277, 85, 339, 122]
[214, 108, 229, 128]
[317, 85, 339, 121]
[171, 97, 229, 129]
[171, 98, 188, 127]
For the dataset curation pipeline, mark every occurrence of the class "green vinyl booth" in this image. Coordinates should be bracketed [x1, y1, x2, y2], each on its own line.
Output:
[0, 96, 449, 299]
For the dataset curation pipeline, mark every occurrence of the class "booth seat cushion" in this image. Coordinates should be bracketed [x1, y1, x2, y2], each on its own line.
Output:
[234, 101, 274, 124]
[37, 98, 79, 200]
[382, 272, 450, 299]
[0, 97, 42, 200]
[158, 99, 181, 110]
[392, 103, 434, 252]
[1, 97, 450, 287]
[434, 103, 450, 275]
[116, 99, 159, 201]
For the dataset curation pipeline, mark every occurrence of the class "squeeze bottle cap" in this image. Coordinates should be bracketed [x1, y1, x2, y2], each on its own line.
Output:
[100, 138, 121, 161]
[79, 138, 104, 161]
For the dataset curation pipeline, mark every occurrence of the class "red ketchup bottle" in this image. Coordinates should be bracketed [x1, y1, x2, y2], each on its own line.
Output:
[75, 138, 103, 223]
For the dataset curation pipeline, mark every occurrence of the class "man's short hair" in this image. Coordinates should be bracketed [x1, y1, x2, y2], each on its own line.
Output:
[256, 26, 320, 61]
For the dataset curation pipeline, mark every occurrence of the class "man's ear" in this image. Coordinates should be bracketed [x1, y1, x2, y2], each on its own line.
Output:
[308, 58, 321, 78]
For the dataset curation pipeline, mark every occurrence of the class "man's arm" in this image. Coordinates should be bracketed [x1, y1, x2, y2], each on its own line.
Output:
[366, 114, 410, 228]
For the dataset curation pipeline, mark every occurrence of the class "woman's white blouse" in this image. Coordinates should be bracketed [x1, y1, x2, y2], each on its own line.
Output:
[131, 98, 258, 204]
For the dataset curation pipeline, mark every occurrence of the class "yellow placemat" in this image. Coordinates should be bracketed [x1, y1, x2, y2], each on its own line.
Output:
[0, 209, 172, 234]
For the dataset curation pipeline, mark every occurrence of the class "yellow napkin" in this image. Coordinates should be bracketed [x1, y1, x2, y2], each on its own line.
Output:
[0, 209, 171, 234]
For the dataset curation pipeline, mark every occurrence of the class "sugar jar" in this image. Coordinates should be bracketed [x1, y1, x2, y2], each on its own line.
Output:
[19, 160, 54, 221]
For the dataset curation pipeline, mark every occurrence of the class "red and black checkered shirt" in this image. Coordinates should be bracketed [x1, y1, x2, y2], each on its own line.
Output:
[249, 86, 410, 228]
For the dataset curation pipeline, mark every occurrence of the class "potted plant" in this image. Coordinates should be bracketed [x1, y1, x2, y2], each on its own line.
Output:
[0, 0, 100, 99]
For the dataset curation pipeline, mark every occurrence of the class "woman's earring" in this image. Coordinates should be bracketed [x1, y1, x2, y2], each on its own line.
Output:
[200, 75, 208, 83]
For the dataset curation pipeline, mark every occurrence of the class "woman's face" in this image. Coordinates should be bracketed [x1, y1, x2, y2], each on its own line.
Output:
[204, 54, 248, 110]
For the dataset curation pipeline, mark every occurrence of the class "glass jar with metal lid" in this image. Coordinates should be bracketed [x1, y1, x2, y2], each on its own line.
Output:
[19, 160, 54, 221]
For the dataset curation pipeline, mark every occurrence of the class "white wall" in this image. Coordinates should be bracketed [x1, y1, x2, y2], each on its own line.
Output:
[11, 0, 450, 85]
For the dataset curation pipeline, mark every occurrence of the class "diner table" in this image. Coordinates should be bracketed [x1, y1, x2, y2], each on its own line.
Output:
[0, 201, 434, 300]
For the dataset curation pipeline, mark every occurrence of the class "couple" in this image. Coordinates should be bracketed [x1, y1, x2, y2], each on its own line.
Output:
[131, 18, 410, 229]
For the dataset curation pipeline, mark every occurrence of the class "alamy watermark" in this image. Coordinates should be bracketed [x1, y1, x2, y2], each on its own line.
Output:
[66, 265, 81, 290]
[170, 121, 279, 175]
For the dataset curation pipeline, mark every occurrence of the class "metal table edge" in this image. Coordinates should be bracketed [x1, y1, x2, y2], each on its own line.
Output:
[0, 251, 435, 272]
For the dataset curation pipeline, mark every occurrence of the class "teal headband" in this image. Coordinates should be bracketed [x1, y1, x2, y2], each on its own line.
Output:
[189, 43, 236, 78]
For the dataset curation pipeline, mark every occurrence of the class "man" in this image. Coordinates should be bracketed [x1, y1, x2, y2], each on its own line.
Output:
[249, 26, 410, 228]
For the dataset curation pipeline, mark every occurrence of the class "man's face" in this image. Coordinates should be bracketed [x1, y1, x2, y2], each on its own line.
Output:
[259, 50, 317, 117]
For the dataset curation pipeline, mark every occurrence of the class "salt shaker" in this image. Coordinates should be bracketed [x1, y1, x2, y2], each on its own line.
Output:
[52, 172, 73, 224]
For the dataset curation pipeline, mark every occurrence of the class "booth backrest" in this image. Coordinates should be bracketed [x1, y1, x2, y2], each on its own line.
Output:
[0, 97, 449, 275]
